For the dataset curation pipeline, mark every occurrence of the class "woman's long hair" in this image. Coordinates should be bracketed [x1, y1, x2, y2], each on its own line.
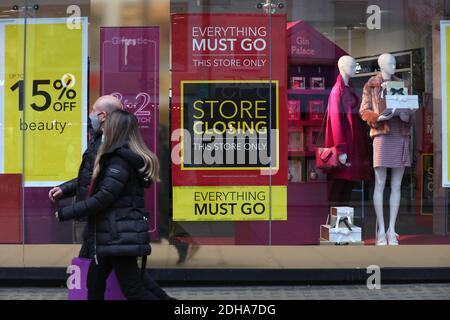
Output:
[92, 109, 160, 182]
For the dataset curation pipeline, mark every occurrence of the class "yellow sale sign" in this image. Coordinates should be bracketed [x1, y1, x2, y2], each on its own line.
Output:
[0, 18, 88, 186]
[173, 186, 287, 221]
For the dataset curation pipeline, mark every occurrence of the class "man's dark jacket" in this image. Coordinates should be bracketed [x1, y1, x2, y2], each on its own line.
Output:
[59, 129, 103, 258]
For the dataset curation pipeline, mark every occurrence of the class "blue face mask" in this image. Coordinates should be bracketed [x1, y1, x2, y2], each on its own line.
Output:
[89, 113, 101, 132]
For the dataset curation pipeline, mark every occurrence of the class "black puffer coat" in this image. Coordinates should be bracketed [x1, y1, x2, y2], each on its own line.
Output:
[59, 142, 152, 258]
[59, 130, 103, 202]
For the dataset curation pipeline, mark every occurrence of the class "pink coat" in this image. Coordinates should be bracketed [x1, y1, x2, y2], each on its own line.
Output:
[325, 75, 372, 181]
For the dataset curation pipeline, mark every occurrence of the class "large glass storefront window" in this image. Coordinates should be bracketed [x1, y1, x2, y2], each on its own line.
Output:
[0, 0, 449, 272]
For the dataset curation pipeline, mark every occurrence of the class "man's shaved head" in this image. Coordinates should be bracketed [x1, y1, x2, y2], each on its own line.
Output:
[93, 95, 122, 114]
[90, 95, 123, 131]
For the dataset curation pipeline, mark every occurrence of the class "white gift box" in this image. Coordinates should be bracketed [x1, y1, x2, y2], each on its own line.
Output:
[329, 215, 353, 229]
[330, 207, 354, 227]
[320, 225, 362, 244]
[386, 95, 419, 111]
[330, 207, 354, 218]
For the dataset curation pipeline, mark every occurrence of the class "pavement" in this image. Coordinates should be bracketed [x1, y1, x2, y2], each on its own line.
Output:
[0, 283, 449, 300]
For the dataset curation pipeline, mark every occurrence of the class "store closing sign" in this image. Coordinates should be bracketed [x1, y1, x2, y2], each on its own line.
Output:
[442, 21, 450, 187]
[0, 18, 88, 186]
[171, 14, 288, 221]
[181, 80, 278, 170]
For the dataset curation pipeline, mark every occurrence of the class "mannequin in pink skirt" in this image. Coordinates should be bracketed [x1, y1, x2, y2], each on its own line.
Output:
[360, 53, 413, 246]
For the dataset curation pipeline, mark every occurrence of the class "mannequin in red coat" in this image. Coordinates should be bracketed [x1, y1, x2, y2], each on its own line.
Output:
[325, 56, 371, 204]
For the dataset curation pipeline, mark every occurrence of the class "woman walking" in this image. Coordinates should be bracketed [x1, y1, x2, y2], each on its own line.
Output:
[56, 109, 169, 300]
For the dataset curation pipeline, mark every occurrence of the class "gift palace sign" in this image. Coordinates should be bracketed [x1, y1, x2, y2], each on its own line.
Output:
[171, 13, 288, 221]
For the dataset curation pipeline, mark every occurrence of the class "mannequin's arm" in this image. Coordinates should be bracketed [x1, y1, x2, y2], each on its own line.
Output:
[399, 111, 410, 122]
[378, 109, 395, 122]
[360, 83, 381, 128]
[328, 90, 348, 157]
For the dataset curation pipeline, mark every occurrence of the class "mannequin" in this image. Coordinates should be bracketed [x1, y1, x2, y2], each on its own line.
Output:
[359, 53, 413, 246]
[325, 56, 371, 205]
[337, 56, 355, 166]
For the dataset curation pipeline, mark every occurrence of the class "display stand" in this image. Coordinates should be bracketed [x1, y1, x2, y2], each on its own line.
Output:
[235, 21, 348, 245]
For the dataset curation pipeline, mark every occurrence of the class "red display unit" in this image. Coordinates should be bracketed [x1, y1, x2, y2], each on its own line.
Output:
[285, 21, 347, 244]
[0, 174, 22, 243]
[171, 13, 288, 188]
[171, 13, 288, 243]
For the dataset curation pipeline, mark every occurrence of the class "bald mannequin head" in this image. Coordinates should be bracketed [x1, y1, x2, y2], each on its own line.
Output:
[338, 55, 357, 78]
[90, 95, 122, 132]
[378, 53, 396, 78]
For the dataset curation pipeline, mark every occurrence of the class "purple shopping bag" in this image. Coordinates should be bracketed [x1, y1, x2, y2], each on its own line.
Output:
[105, 270, 127, 300]
[67, 257, 126, 300]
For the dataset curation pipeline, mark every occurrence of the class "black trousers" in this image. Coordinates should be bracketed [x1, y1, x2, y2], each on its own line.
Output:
[87, 255, 166, 300]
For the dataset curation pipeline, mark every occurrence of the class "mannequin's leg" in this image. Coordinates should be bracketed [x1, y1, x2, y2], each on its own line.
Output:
[374, 167, 387, 241]
[387, 167, 405, 243]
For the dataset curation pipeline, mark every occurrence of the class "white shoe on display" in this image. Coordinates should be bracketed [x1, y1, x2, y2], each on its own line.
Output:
[387, 230, 399, 246]
[376, 233, 388, 246]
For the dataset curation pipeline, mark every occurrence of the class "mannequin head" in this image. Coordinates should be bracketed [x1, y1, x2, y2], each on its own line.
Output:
[338, 55, 357, 79]
[378, 53, 397, 78]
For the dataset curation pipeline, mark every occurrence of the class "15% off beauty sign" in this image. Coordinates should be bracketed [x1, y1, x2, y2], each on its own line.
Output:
[1, 19, 88, 186]
[11, 74, 77, 134]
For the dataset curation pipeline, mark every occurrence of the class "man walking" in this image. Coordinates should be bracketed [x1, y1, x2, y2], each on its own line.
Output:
[49, 95, 122, 257]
